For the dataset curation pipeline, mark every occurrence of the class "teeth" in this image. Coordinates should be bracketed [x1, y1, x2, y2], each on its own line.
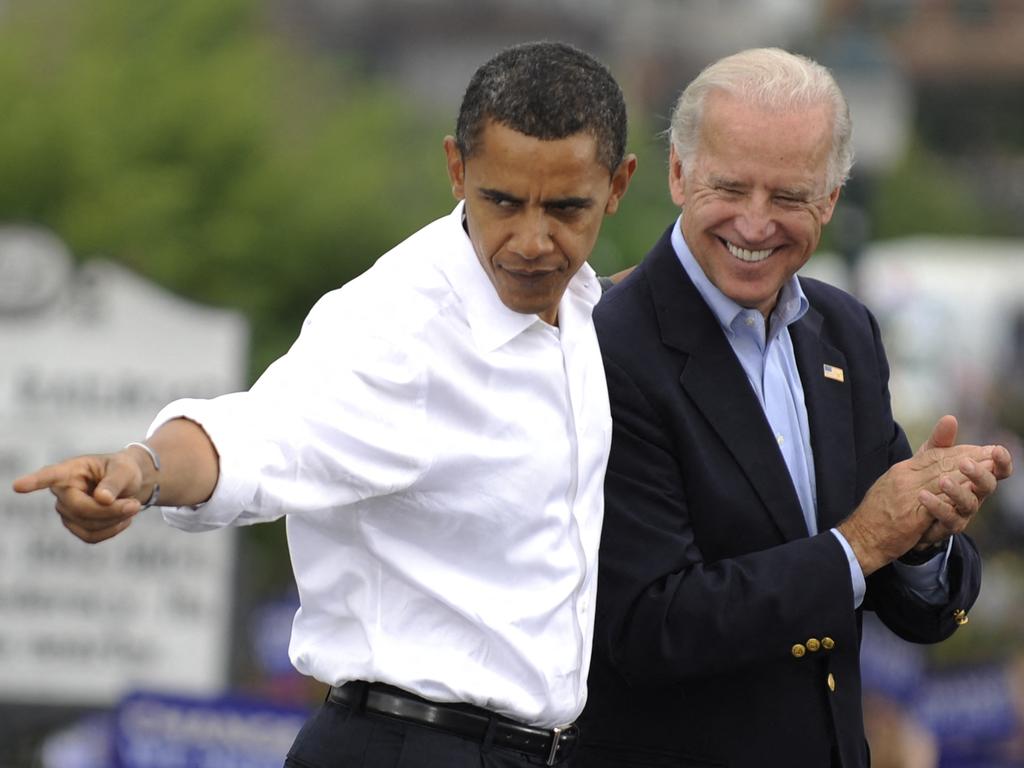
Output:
[726, 241, 772, 263]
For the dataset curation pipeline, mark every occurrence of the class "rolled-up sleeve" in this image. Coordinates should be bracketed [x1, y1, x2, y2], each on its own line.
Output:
[150, 289, 432, 531]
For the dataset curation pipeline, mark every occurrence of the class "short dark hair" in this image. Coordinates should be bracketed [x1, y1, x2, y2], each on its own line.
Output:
[455, 41, 628, 173]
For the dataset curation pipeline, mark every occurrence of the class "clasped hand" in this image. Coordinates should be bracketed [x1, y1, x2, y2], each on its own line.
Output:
[838, 415, 1013, 575]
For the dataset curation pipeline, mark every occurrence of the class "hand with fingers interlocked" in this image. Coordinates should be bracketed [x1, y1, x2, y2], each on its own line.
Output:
[837, 415, 1013, 576]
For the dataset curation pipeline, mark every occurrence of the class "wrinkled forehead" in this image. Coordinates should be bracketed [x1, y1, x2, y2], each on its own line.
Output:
[699, 93, 834, 181]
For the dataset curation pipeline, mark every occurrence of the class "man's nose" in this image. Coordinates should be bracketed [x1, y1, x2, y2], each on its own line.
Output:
[734, 193, 777, 242]
[511, 211, 553, 259]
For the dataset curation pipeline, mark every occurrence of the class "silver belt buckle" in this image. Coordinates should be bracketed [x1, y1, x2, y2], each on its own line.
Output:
[546, 725, 565, 766]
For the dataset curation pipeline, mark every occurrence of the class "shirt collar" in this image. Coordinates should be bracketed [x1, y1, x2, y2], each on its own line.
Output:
[670, 215, 808, 338]
[442, 202, 601, 353]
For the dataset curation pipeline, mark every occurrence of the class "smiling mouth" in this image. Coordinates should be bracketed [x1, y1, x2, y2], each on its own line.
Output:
[722, 238, 774, 263]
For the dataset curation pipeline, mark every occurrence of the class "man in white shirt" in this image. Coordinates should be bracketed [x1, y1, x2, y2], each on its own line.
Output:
[13, 41, 635, 767]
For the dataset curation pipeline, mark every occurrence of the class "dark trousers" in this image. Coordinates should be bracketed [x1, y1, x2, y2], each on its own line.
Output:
[284, 697, 572, 768]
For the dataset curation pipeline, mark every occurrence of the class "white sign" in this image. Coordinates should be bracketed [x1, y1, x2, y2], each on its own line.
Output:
[0, 227, 249, 705]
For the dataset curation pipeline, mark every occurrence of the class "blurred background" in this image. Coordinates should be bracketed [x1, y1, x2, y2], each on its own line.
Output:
[1, 0, 1022, 765]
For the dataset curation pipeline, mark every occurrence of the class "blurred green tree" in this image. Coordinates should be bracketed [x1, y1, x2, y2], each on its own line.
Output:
[870, 139, 1016, 240]
[0, 0, 454, 377]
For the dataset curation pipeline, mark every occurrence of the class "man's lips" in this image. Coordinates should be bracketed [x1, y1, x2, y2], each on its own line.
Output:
[501, 266, 558, 278]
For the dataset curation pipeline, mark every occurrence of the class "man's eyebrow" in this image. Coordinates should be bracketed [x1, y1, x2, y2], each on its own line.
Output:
[544, 196, 594, 209]
[479, 188, 523, 203]
[774, 186, 815, 199]
[708, 175, 745, 189]
[478, 189, 595, 209]
[706, 176, 817, 200]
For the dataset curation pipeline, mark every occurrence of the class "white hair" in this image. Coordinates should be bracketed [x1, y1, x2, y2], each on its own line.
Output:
[669, 47, 854, 192]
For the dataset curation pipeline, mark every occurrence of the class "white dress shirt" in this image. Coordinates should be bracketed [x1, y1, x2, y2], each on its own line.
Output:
[150, 203, 611, 728]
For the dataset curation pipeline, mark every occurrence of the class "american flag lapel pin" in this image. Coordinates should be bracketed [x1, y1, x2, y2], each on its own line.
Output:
[823, 364, 845, 383]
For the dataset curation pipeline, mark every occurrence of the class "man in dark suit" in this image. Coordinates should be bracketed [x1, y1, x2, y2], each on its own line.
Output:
[578, 48, 1014, 767]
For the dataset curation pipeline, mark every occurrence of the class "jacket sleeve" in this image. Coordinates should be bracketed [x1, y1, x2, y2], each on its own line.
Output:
[867, 534, 981, 642]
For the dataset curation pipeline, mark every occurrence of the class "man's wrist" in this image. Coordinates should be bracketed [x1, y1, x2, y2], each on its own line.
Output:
[124, 441, 161, 509]
[836, 519, 885, 576]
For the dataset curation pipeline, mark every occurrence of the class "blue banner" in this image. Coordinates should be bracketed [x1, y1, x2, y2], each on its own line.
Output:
[113, 691, 308, 768]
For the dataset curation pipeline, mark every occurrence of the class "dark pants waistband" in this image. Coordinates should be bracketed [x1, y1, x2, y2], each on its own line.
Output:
[327, 681, 578, 765]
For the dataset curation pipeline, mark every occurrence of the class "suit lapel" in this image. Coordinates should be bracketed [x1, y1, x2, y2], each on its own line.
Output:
[790, 293, 856, 531]
[643, 231, 809, 542]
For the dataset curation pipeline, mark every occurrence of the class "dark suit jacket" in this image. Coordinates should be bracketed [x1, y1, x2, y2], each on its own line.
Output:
[578, 227, 981, 768]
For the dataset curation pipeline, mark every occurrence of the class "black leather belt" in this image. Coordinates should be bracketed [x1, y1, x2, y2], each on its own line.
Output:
[327, 681, 578, 765]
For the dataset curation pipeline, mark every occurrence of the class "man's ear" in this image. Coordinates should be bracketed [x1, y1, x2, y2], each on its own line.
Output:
[668, 144, 687, 207]
[443, 136, 466, 200]
[604, 154, 638, 215]
[820, 185, 842, 225]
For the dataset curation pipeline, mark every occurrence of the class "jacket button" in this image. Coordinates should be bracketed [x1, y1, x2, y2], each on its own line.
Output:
[791, 643, 806, 658]
[827, 673, 836, 692]
[953, 609, 969, 626]
[806, 638, 821, 652]
[822, 637, 835, 650]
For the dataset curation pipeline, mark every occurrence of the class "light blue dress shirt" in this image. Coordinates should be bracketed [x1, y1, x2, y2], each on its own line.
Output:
[670, 220, 949, 607]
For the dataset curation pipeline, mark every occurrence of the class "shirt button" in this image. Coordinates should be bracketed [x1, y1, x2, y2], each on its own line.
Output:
[776, 434, 785, 446]
[745, 317, 755, 327]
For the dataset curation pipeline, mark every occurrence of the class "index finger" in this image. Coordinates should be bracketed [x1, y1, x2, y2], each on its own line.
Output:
[12, 464, 72, 494]
[958, 458, 998, 500]
[924, 444, 996, 473]
[992, 445, 1014, 481]
[13, 454, 137, 507]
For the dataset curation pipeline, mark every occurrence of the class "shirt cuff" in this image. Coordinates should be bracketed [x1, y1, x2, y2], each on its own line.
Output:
[830, 528, 866, 609]
[147, 395, 258, 530]
[890, 538, 952, 605]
